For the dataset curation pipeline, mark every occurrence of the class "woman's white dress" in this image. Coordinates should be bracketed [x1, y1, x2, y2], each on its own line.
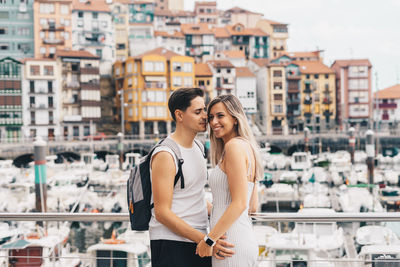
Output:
[209, 163, 258, 267]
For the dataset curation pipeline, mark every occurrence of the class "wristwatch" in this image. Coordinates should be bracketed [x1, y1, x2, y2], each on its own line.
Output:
[203, 235, 216, 247]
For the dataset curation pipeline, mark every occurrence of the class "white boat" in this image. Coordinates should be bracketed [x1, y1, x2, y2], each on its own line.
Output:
[122, 153, 141, 171]
[337, 186, 384, 212]
[290, 152, 312, 171]
[85, 230, 151, 267]
[279, 171, 298, 183]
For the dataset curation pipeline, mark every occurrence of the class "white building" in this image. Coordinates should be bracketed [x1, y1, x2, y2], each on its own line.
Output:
[154, 30, 185, 55]
[374, 84, 400, 130]
[71, 0, 115, 76]
[154, 10, 194, 31]
[22, 59, 61, 140]
[235, 67, 257, 115]
[207, 60, 236, 97]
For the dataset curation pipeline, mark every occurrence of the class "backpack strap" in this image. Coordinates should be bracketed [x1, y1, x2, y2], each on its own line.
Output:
[159, 138, 185, 189]
[193, 139, 206, 158]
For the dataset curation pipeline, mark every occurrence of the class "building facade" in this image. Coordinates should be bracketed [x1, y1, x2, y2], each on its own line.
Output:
[57, 50, 101, 139]
[111, 1, 130, 61]
[235, 67, 257, 118]
[223, 7, 263, 28]
[113, 47, 195, 137]
[22, 58, 60, 140]
[0, 57, 23, 141]
[373, 84, 400, 131]
[331, 59, 373, 130]
[181, 23, 215, 62]
[33, 0, 73, 58]
[194, 63, 213, 103]
[0, 0, 34, 59]
[72, 0, 115, 76]
[256, 19, 288, 59]
[207, 60, 235, 97]
[194, 1, 217, 25]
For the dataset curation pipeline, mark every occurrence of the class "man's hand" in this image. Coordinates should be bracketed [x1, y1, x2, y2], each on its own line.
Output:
[213, 235, 235, 260]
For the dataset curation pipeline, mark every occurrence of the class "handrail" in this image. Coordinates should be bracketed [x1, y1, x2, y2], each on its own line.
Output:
[2, 212, 400, 222]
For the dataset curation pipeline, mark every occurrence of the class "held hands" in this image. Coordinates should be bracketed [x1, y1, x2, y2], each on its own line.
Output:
[196, 235, 235, 259]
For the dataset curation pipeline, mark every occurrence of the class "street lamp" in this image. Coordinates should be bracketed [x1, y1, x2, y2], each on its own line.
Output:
[118, 89, 128, 135]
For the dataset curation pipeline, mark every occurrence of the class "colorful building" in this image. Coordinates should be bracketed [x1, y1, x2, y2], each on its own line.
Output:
[331, 59, 373, 130]
[111, 0, 130, 61]
[194, 1, 218, 25]
[113, 47, 195, 137]
[181, 23, 215, 62]
[0, 57, 23, 141]
[0, 0, 34, 59]
[33, 0, 73, 58]
[295, 60, 336, 132]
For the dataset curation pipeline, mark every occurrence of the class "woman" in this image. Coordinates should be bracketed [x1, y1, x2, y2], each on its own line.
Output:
[196, 94, 263, 266]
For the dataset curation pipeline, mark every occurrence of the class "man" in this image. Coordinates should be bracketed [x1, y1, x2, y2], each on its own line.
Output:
[150, 88, 234, 267]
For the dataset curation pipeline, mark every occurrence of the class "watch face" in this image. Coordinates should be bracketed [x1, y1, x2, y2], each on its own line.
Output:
[205, 237, 214, 246]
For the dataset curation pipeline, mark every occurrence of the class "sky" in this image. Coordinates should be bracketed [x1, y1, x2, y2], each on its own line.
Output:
[184, 0, 400, 91]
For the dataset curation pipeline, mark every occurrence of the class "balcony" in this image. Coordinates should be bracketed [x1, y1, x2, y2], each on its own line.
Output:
[81, 82, 100, 90]
[303, 98, 312, 105]
[303, 88, 312, 94]
[0, 118, 23, 125]
[379, 103, 397, 109]
[29, 89, 54, 95]
[28, 104, 54, 110]
[273, 45, 285, 51]
[145, 82, 166, 89]
[304, 112, 312, 117]
[64, 81, 80, 88]
[323, 97, 332, 105]
[323, 110, 333, 117]
[63, 115, 82, 122]
[287, 74, 301, 80]
[43, 39, 64, 45]
[42, 24, 65, 31]
[80, 67, 99, 75]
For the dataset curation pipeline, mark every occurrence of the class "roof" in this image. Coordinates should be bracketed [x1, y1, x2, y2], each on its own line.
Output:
[72, 0, 110, 12]
[374, 84, 400, 99]
[20, 58, 56, 63]
[56, 49, 99, 59]
[332, 59, 372, 67]
[293, 60, 334, 74]
[212, 27, 230, 38]
[227, 24, 269, 37]
[131, 1, 154, 4]
[223, 50, 245, 59]
[195, 1, 217, 7]
[285, 51, 322, 59]
[251, 58, 269, 67]
[207, 60, 234, 68]
[137, 47, 181, 59]
[0, 57, 22, 64]
[195, 63, 212, 76]
[181, 23, 214, 35]
[260, 18, 288, 26]
[225, 6, 263, 16]
[236, 67, 255, 77]
[154, 9, 194, 17]
[154, 30, 184, 38]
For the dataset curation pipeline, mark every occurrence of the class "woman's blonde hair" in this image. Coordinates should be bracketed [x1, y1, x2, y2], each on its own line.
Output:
[207, 94, 263, 180]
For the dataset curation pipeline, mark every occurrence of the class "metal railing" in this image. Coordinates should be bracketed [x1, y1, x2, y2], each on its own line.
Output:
[2, 212, 400, 222]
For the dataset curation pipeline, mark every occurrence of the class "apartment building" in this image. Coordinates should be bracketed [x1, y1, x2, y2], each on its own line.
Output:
[111, 0, 130, 61]
[33, 0, 72, 58]
[71, 0, 115, 76]
[223, 7, 263, 28]
[22, 58, 60, 140]
[0, 0, 34, 59]
[295, 60, 336, 133]
[128, 1, 156, 56]
[194, 1, 218, 25]
[181, 23, 215, 62]
[374, 84, 400, 130]
[235, 67, 257, 116]
[207, 60, 235, 96]
[154, 10, 194, 31]
[113, 47, 195, 137]
[154, 30, 185, 55]
[256, 19, 288, 59]
[0, 57, 23, 141]
[57, 50, 101, 139]
[194, 63, 213, 103]
[331, 59, 373, 130]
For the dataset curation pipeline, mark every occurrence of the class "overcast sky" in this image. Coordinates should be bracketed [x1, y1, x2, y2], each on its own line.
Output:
[185, 0, 400, 91]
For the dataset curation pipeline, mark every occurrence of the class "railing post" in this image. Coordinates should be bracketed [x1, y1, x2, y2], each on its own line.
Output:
[348, 127, 355, 164]
[117, 132, 124, 170]
[34, 137, 47, 224]
[366, 130, 375, 193]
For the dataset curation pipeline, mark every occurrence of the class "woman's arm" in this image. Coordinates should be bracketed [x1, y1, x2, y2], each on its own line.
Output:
[197, 139, 249, 257]
[248, 182, 258, 214]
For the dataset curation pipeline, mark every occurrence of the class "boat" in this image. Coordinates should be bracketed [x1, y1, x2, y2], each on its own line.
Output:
[290, 152, 312, 171]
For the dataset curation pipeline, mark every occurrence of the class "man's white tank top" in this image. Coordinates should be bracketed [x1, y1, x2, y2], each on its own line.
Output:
[149, 137, 208, 242]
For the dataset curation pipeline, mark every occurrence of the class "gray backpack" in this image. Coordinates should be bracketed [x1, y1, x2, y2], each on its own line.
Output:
[127, 138, 205, 231]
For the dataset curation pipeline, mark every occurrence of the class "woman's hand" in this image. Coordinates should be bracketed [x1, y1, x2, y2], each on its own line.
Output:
[196, 240, 213, 257]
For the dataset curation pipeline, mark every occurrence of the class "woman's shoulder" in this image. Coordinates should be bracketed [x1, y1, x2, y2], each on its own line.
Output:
[225, 137, 251, 154]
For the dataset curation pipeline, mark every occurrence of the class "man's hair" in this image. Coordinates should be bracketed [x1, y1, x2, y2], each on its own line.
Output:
[168, 87, 204, 121]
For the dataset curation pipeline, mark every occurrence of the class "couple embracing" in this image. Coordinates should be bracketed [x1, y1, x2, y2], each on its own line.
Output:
[150, 87, 262, 267]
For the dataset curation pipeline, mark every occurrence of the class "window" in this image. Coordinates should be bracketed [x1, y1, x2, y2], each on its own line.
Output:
[0, 28, 7, 35]
[273, 105, 283, 113]
[96, 49, 102, 58]
[273, 82, 282, 90]
[273, 94, 283, 101]
[172, 76, 182, 87]
[314, 74, 319, 79]
[217, 68, 221, 73]
[92, 12, 98, 19]
[30, 81, 34, 93]
[306, 74, 310, 79]
[30, 65, 40, 75]
[78, 11, 83, 18]
[227, 69, 231, 74]
[29, 96, 35, 107]
[48, 96, 53, 107]
[143, 61, 154, 72]
[154, 62, 164, 72]
[184, 77, 193, 87]
[49, 112, 53, 124]
[48, 81, 53, 93]
[60, 4, 69, 15]
[173, 62, 181, 72]
[31, 111, 35, 124]
[44, 65, 53, 75]
[273, 70, 282, 77]
[325, 74, 329, 79]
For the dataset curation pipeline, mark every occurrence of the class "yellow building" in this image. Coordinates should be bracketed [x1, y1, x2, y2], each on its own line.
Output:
[295, 61, 336, 132]
[113, 47, 195, 137]
[194, 63, 213, 104]
[33, 0, 73, 58]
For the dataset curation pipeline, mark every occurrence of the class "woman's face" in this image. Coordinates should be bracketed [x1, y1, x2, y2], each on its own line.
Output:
[208, 102, 237, 142]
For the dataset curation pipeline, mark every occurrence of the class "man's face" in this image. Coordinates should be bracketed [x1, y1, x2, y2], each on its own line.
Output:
[180, 96, 207, 133]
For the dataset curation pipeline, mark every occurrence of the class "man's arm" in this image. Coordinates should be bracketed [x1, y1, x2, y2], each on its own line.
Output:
[151, 151, 205, 243]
